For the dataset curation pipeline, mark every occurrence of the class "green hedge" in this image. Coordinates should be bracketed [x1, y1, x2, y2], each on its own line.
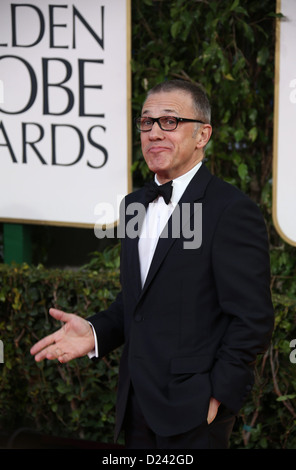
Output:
[0, 249, 123, 446]
[0, 246, 296, 448]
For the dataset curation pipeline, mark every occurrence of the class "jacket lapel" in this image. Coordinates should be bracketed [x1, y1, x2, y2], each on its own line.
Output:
[139, 164, 213, 297]
[121, 189, 146, 300]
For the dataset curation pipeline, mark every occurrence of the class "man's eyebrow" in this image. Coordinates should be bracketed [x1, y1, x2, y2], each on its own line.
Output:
[142, 108, 178, 115]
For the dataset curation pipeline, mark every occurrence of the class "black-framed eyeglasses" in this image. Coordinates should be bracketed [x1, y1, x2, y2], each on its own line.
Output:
[135, 116, 205, 132]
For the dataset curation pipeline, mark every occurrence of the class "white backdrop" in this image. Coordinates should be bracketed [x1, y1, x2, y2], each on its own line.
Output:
[273, 0, 296, 246]
[0, 0, 131, 227]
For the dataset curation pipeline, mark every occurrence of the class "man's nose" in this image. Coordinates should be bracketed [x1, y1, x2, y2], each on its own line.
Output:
[148, 121, 164, 139]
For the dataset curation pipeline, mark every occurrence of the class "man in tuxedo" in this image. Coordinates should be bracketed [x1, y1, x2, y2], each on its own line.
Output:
[31, 79, 274, 449]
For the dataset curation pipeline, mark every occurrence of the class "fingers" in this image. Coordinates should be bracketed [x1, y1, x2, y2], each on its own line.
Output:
[49, 308, 72, 323]
[207, 397, 221, 424]
[31, 338, 70, 363]
[57, 351, 71, 363]
[30, 331, 56, 358]
[30, 308, 69, 362]
[31, 340, 58, 362]
[48, 347, 70, 364]
[30, 308, 88, 363]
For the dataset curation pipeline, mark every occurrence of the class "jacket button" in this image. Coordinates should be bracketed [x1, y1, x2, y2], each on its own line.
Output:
[135, 314, 143, 322]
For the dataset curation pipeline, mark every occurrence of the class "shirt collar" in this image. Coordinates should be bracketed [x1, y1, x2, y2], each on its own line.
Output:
[155, 161, 202, 206]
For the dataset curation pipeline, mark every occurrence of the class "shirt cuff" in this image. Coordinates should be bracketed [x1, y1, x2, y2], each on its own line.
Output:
[87, 321, 99, 358]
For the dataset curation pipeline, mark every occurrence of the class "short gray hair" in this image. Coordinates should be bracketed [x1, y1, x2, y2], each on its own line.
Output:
[146, 79, 211, 124]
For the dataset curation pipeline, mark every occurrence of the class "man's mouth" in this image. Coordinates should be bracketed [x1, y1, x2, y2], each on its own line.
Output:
[146, 145, 171, 154]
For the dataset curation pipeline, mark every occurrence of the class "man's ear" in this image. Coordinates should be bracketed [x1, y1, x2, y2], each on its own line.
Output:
[195, 124, 212, 149]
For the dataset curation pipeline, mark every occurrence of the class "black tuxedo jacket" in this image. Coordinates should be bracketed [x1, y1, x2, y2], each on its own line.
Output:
[88, 164, 274, 439]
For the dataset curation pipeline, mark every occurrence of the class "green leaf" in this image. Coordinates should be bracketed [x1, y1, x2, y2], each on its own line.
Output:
[238, 162, 248, 181]
[234, 129, 245, 142]
[171, 21, 181, 39]
[276, 394, 296, 402]
[257, 47, 269, 66]
[249, 127, 258, 142]
[230, 0, 240, 11]
[224, 73, 235, 81]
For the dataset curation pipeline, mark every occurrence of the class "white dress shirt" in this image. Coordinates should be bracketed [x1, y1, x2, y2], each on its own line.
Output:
[138, 161, 202, 286]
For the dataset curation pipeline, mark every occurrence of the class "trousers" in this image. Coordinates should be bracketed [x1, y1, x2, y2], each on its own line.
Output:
[124, 388, 236, 449]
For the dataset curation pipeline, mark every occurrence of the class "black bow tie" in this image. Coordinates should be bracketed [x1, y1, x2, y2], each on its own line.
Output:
[145, 180, 173, 205]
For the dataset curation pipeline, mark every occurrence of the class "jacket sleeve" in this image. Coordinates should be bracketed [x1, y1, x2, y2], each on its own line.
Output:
[210, 196, 274, 413]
